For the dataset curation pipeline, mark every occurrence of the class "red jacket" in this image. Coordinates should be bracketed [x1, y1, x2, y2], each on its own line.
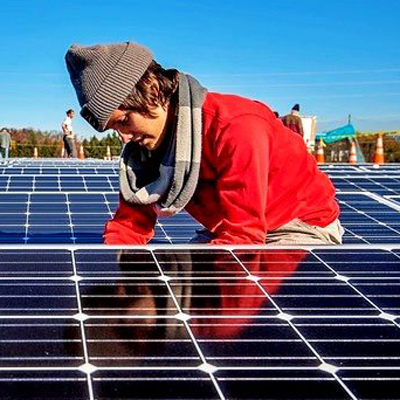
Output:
[104, 93, 339, 245]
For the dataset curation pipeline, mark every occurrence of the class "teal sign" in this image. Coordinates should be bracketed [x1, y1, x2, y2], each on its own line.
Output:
[315, 124, 356, 144]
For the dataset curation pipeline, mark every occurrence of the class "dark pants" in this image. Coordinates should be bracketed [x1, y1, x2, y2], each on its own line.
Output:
[63, 136, 77, 158]
[0, 147, 9, 160]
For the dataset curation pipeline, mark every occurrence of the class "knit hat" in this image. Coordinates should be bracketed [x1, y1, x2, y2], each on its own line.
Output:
[292, 104, 300, 112]
[65, 42, 153, 132]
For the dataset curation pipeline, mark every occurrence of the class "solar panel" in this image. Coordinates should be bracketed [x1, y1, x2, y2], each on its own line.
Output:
[0, 245, 398, 399]
[0, 167, 119, 175]
[0, 158, 119, 176]
[8, 158, 119, 167]
[2, 189, 400, 245]
[331, 176, 400, 196]
[0, 175, 119, 192]
[385, 195, 400, 206]
[319, 163, 400, 175]
[337, 192, 400, 244]
[0, 192, 202, 244]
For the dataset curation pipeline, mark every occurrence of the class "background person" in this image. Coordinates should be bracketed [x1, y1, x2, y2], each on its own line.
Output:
[0, 128, 11, 160]
[61, 109, 77, 157]
[281, 103, 304, 137]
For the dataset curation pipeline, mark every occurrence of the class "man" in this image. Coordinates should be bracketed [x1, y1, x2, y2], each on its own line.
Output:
[0, 128, 11, 160]
[65, 42, 343, 245]
[61, 109, 77, 158]
[281, 103, 304, 137]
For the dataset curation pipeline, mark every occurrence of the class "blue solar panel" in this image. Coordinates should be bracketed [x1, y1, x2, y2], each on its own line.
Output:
[0, 175, 119, 192]
[0, 192, 202, 244]
[0, 246, 398, 399]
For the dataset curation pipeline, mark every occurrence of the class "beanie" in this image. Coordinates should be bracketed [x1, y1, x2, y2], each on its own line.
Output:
[65, 42, 153, 132]
[292, 104, 300, 112]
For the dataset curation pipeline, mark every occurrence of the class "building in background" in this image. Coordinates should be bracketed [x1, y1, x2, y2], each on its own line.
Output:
[301, 116, 317, 151]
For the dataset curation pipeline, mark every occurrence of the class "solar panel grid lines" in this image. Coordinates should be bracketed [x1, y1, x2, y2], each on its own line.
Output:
[336, 192, 400, 244]
[23, 192, 32, 243]
[311, 251, 400, 327]
[0, 175, 119, 192]
[71, 249, 96, 400]
[2, 159, 400, 398]
[4, 171, 400, 245]
[66, 193, 77, 243]
[2, 189, 400, 245]
[0, 245, 400, 399]
[319, 163, 400, 175]
[0, 191, 117, 244]
[0, 167, 119, 175]
[101, 192, 115, 218]
[150, 249, 227, 399]
[329, 176, 400, 196]
[230, 250, 382, 400]
[4, 158, 119, 168]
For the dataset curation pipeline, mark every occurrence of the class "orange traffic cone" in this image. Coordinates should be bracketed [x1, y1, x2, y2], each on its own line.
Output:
[33, 147, 38, 159]
[316, 138, 325, 163]
[106, 145, 111, 161]
[78, 145, 85, 160]
[349, 141, 357, 164]
[373, 133, 384, 165]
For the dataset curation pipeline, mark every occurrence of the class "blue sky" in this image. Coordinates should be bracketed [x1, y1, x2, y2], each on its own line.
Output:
[1, 0, 399, 138]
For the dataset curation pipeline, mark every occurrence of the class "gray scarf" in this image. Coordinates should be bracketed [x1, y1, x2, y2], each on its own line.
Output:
[119, 73, 207, 216]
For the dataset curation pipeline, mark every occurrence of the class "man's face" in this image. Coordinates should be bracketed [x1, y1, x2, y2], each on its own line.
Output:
[106, 105, 168, 151]
[68, 112, 75, 119]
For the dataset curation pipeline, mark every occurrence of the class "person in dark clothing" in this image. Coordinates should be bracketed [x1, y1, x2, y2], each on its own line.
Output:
[281, 103, 304, 136]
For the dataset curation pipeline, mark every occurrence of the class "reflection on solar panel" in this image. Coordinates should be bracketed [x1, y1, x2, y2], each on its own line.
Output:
[0, 245, 398, 399]
[0, 192, 202, 244]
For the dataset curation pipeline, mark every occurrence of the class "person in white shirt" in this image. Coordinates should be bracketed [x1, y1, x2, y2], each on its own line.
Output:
[61, 109, 77, 157]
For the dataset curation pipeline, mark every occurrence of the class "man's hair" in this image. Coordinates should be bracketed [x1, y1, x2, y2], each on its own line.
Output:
[120, 60, 179, 118]
[66, 109, 74, 115]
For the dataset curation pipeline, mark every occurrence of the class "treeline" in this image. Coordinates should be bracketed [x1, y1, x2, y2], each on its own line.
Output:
[6, 127, 400, 162]
[5, 128, 122, 158]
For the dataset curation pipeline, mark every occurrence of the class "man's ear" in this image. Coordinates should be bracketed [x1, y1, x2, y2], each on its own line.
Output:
[150, 78, 160, 97]
[151, 85, 159, 97]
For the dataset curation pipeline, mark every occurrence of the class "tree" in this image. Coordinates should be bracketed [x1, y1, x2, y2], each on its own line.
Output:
[5, 127, 122, 159]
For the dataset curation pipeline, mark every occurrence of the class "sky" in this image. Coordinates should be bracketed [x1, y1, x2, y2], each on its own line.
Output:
[0, 0, 399, 138]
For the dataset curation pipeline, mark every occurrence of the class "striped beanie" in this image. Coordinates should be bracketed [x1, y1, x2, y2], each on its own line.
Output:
[65, 42, 153, 132]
